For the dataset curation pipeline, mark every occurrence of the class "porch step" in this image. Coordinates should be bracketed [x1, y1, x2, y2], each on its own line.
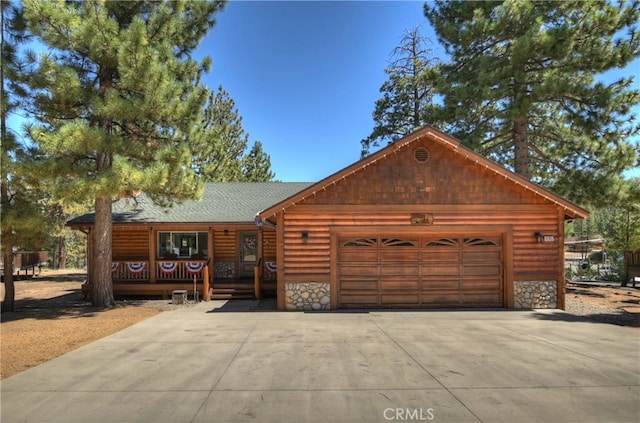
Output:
[261, 282, 276, 291]
[212, 283, 254, 289]
[210, 293, 255, 300]
[210, 284, 255, 300]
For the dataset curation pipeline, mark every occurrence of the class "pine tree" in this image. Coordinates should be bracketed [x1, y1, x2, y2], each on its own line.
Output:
[191, 86, 275, 182]
[424, 0, 640, 206]
[21, 0, 225, 307]
[241, 141, 275, 182]
[361, 26, 441, 157]
[191, 86, 247, 182]
[1, 0, 51, 312]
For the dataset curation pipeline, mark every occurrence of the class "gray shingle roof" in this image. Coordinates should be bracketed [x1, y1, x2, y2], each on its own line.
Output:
[67, 182, 313, 225]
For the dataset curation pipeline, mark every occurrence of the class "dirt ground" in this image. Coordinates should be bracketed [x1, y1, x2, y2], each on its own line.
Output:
[0, 269, 186, 379]
[1, 269, 639, 380]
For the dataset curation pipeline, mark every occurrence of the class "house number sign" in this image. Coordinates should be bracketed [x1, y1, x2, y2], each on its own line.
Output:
[411, 213, 434, 225]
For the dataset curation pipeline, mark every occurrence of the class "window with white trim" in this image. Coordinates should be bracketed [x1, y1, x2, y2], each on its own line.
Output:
[158, 232, 208, 258]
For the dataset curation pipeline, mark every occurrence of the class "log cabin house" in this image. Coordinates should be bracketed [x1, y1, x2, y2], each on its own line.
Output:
[68, 182, 312, 300]
[69, 126, 589, 310]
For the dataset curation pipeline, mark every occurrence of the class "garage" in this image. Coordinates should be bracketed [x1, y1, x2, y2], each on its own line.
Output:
[258, 126, 589, 311]
[337, 233, 504, 308]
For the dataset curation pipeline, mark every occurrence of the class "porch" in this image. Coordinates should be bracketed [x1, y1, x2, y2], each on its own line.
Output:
[81, 258, 276, 300]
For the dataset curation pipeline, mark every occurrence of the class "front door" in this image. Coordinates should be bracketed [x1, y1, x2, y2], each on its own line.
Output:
[239, 231, 258, 277]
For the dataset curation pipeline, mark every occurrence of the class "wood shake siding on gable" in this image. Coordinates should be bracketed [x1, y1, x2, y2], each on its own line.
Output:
[303, 141, 550, 206]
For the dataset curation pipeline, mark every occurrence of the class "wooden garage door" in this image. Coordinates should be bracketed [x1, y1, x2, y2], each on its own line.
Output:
[338, 235, 503, 308]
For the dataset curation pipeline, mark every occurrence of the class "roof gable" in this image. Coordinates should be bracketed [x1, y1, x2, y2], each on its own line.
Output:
[68, 182, 314, 225]
[259, 127, 589, 220]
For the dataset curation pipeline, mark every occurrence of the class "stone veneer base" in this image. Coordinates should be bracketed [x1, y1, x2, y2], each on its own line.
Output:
[514, 280, 557, 309]
[285, 282, 330, 311]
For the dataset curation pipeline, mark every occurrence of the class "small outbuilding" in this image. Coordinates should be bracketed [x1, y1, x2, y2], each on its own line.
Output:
[69, 126, 589, 310]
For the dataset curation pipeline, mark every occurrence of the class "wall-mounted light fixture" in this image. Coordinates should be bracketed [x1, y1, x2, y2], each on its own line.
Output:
[301, 231, 309, 244]
[224, 229, 229, 236]
[535, 232, 555, 243]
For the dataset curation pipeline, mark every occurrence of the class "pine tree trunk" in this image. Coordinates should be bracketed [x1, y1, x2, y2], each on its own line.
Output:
[1, 5, 13, 313]
[2, 245, 15, 313]
[513, 117, 531, 180]
[58, 235, 66, 269]
[92, 195, 114, 307]
[411, 35, 420, 129]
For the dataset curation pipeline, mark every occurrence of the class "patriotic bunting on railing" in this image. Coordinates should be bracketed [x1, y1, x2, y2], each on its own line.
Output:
[111, 262, 120, 273]
[265, 262, 277, 272]
[126, 262, 147, 274]
[158, 261, 178, 274]
[185, 261, 205, 274]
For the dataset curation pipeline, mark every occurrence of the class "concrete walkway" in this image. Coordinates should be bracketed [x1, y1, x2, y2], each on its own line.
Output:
[2, 301, 639, 423]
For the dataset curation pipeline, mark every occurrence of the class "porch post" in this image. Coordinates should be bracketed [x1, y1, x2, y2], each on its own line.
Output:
[257, 227, 264, 264]
[207, 226, 215, 297]
[149, 226, 156, 283]
[276, 212, 285, 311]
[203, 264, 210, 301]
[256, 227, 264, 299]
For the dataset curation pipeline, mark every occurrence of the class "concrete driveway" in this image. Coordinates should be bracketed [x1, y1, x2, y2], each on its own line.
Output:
[2, 301, 639, 423]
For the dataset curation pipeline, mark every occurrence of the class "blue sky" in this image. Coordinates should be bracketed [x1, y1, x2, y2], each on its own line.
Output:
[197, 0, 640, 182]
[198, 0, 441, 181]
[7, 1, 639, 182]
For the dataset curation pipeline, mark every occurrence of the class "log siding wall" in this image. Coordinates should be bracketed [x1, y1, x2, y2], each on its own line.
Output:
[214, 228, 237, 260]
[262, 229, 277, 260]
[113, 228, 150, 260]
[281, 205, 561, 283]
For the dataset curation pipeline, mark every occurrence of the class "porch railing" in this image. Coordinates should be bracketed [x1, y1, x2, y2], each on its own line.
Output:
[111, 260, 207, 282]
[157, 260, 207, 281]
[112, 261, 149, 281]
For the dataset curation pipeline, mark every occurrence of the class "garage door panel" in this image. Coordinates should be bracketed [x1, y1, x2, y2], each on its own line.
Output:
[380, 278, 420, 290]
[380, 250, 419, 261]
[339, 265, 378, 276]
[340, 293, 378, 306]
[338, 233, 504, 309]
[420, 251, 460, 262]
[463, 264, 501, 276]
[422, 279, 461, 290]
[463, 250, 501, 261]
[461, 292, 502, 306]
[464, 237, 501, 247]
[380, 265, 420, 276]
[340, 279, 378, 291]
[422, 292, 462, 305]
[422, 265, 460, 276]
[461, 278, 501, 290]
[381, 293, 420, 305]
[339, 250, 378, 262]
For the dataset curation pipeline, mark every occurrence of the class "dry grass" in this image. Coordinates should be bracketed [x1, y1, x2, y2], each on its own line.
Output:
[1, 269, 160, 379]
